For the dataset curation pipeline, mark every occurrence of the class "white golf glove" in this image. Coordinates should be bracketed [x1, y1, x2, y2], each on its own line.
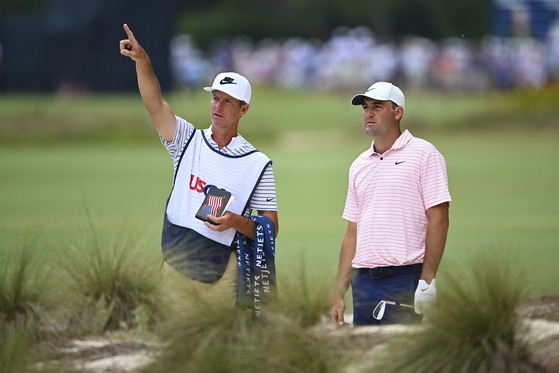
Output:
[414, 279, 436, 315]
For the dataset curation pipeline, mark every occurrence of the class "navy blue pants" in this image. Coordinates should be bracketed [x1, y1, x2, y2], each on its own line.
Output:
[352, 264, 423, 326]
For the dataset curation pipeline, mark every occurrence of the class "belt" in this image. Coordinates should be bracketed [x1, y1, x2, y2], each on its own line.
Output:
[356, 263, 423, 280]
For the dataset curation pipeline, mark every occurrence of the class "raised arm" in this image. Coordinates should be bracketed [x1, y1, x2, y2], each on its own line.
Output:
[120, 24, 176, 142]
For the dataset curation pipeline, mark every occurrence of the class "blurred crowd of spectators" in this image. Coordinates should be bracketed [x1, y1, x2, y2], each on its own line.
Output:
[170, 23, 559, 93]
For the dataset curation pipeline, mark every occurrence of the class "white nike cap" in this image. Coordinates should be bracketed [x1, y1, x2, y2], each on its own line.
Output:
[204, 72, 252, 104]
[351, 82, 405, 109]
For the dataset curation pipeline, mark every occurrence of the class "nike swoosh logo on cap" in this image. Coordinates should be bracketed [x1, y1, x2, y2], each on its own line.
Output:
[220, 77, 237, 85]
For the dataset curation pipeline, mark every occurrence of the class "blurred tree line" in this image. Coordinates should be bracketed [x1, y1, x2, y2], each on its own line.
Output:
[0, 0, 494, 92]
[175, 0, 492, 48]
[2, 0, 492, 49]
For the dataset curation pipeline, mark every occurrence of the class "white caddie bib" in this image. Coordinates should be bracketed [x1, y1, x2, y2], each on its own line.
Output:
[165, 129, 271, 246]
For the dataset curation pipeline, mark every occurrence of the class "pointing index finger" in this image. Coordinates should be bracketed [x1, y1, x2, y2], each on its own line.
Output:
[123, 23, 136, 42]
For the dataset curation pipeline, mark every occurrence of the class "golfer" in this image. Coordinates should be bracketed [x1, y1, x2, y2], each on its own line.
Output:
[120, 24, 278, 306]
[330, 82, 451, 326]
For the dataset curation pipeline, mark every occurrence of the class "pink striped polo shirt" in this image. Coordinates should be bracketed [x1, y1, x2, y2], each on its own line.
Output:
[343, 130, 451, 268]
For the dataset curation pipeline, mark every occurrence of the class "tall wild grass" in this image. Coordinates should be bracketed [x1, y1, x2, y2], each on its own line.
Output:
[0, 234, 56, 371]
[57, 218, 165, 333]
[371, 251, 538, 373]
[145, 263, 343, 373]
[0, 222, 551, 372]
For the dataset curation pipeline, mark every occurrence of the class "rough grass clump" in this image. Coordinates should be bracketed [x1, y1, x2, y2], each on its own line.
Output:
[59, 219, 164, 334]
[0, 236, 54, 336]
[372, 251, 538, 373]
[0, 234, 55, 372]
[145, 265, 342, 373]
[275, 259, 334, 327]
[1, 252, 44, 335]
[150, 304, 338, 373]
[0, 329, 36, 373]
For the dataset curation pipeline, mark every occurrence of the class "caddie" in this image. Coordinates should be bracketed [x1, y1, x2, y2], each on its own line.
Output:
[120, 24, 278, 308]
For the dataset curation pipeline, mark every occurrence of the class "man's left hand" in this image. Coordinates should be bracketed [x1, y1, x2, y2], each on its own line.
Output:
[414, 279, 437, 314]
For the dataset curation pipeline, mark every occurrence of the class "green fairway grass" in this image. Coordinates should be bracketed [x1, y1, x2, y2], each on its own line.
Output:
[1, 87, 558, 297]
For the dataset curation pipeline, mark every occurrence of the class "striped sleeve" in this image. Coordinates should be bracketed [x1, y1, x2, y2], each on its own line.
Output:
[421, 145, 452, 210]
[342, 151, 368, 223]
[248, 164, 277, 211]
[161, 116, 196, 165]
